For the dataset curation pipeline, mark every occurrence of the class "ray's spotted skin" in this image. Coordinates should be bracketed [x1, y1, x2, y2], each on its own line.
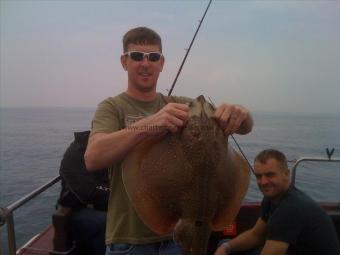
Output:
[122, 96, 251, 255]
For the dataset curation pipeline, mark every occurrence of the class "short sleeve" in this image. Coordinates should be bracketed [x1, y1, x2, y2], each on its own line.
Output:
[91, 98, 121, 135]
[267, 205, 302, 244]
[260, 198, 270, 222]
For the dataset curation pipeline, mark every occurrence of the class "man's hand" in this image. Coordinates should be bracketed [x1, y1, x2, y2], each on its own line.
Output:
[132, 103, 189, 136]
[214, 243, 229, 255]
[213, 103, 253, 135]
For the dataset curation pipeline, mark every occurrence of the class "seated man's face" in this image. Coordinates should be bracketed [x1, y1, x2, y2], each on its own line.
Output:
[254, 158, 290, 202]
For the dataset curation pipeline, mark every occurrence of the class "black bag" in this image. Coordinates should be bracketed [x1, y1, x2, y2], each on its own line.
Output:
[58, 131, 109, 211]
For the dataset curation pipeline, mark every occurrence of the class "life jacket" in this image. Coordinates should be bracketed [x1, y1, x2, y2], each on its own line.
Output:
[57, 131, 109, 211]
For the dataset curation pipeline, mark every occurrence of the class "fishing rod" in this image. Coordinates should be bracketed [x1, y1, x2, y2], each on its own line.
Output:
[168, 0, 255, 175]
[167, 0, 212, 97]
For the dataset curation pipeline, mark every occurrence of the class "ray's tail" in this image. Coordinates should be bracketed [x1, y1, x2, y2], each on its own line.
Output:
[174, 219, 211, 255]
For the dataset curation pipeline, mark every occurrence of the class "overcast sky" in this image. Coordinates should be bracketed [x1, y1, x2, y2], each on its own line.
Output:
[1, 0, 339, 114]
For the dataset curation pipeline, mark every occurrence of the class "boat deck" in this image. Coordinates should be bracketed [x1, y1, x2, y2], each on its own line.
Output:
[17, 226, 55, 255]
[15, 202, 340, 255]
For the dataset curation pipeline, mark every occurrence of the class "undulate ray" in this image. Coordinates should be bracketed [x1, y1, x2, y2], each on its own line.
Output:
[122, 95, 250, 255]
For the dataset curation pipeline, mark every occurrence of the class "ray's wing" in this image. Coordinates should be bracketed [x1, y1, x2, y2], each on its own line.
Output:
[122, 135, 192, 234]
[211, 144, 251, 230]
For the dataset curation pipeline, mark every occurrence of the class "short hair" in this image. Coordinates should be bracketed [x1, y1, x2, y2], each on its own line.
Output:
[122, 27, 162, 53]
[254, 149, 288, 170]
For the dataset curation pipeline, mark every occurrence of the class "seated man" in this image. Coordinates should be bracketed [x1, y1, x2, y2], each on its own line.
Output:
[215, 149, 340, 255]
[57, 131, 109, 255]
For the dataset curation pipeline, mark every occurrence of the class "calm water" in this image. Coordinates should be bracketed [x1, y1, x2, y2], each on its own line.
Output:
[0, 108, 340, 253]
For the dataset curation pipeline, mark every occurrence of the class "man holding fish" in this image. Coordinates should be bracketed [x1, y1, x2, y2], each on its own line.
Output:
[85, 26, 253, 255]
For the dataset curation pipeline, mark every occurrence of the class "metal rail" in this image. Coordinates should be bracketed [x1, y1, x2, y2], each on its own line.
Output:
[0, 175, 61, 255]
[291, 157, 340, 184]
[0, 157, 339, 254]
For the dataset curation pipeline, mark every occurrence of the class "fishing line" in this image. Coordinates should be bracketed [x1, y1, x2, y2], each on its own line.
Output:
[167, 1, 255, 175]
[167, 0, 212, 96]
[230, 135, 255, 175]
[207, 97, 255, 175]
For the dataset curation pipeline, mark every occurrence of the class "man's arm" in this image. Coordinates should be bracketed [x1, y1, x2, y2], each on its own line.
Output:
[85, 101, 253, 171]
[84, 103, 189, 171]
[214, 218, 267, 255]
[260, 240, 289, 255]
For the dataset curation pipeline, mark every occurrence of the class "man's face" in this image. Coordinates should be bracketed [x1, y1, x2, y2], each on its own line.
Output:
[121, 43, 164, 93]
[254, 158, 290, 201]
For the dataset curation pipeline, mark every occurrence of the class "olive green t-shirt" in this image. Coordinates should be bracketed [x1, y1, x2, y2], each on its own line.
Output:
[91, 92, 192, 245]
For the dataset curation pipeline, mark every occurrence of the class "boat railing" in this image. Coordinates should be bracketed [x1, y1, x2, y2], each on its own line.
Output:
[0, 175, 61, 255]
[1, 156, 339, 255]
[291, 156, 340, 185]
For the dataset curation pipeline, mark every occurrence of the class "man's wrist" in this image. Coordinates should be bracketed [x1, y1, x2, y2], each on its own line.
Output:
[222, 242, 232, 253]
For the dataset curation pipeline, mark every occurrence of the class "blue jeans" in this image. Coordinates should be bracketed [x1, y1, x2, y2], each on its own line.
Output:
[105, 240, 181, 255]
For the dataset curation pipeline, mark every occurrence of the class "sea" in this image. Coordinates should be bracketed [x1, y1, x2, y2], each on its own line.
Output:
[0, 107, 340, 254]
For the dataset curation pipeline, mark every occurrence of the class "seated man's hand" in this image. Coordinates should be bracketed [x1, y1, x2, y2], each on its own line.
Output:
[214, 243, 229, 255]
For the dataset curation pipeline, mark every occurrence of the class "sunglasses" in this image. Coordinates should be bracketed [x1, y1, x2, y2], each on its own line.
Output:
[124, 51, 162, 62]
